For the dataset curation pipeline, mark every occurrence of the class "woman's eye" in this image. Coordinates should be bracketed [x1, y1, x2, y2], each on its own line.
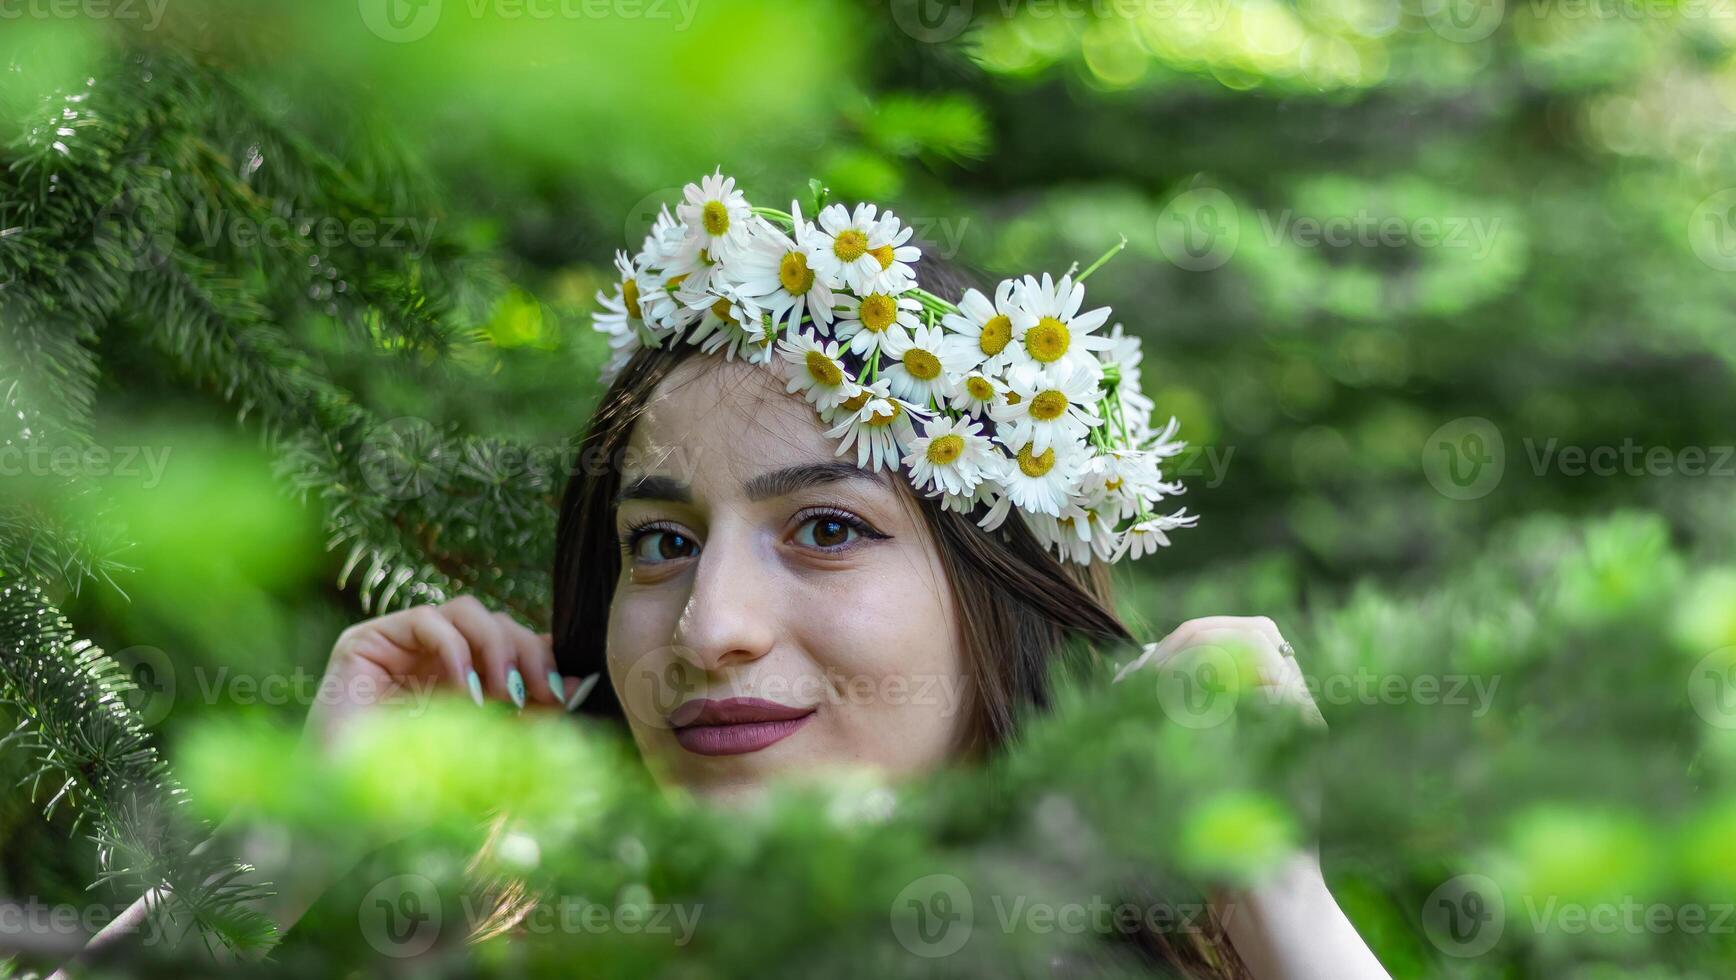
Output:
[794, 515, 862, 549]
[632, 529, 698, 562]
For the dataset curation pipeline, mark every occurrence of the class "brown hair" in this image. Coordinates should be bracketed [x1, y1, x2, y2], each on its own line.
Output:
[537, 262, 1250, 978]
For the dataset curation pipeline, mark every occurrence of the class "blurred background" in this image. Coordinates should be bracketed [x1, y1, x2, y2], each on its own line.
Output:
[4, 0, 1736, 975]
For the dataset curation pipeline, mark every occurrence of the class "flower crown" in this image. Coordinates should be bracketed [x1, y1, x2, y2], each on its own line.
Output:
[592, 170, 1198, 565]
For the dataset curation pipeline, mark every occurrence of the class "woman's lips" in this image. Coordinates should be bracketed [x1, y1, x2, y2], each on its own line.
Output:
[668, 697, 816, 756]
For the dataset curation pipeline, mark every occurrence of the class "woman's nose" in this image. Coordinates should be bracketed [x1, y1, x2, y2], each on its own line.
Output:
[670, 523, 777, 672]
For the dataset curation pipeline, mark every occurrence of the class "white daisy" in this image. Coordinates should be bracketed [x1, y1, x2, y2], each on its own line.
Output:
[940, 279, 1020, 376]
[593, 249, 647, 347]
[949, 372, 1002, 418]
[833, 286, 922, 359]
[824, 389, 921, 473]
[1008, 272, 1115, 374]
[1113, 508, 1199, 561]
[777, 331, 857, 413]
[942, 475, 1008, 525]
[676, 169, 754, 262]
[1079, 448, 1180, 521]
[690, 287, 774, 365]
[633, 204, 686, 270]
[1031, 503, 1120, 565]
[1097, 322, 1154, 424]
[903, 415, 995, 498]
[880, 322, 970, 406]
[994, 434, 1086, 517]
[808, 203, 921, 294]
[990, 361, 1104, 456]
[733, 204, 838, 334]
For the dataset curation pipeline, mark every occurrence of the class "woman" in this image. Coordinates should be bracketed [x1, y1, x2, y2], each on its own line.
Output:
[83, 175, 1391, 978]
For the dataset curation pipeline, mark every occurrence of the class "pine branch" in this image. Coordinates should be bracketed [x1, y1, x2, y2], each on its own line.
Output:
[0, 582, 278, 956]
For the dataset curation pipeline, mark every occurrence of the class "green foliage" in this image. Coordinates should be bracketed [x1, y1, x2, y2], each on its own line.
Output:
[3, 1, 1736, 976]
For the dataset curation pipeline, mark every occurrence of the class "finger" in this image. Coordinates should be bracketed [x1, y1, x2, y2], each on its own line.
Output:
[525, 673, 603, 714]
[496, 612, 560, 707]
[1117, 620, 1283, 685]
[365, 606, 476, 693]
[439, 596, 518, 707]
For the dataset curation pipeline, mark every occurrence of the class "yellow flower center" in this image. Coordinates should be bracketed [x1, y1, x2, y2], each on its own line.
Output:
[866, 401, 902, 427]
[1025, 316, 1070, 362]
[805, 350, 843, 386]
[666, 273, 689, 292]
[710, 297, 736, 324]
[702, 200, 730, 236]
[779, 251, 814, 295]
[965, 376, 995, 400]
[699, 249, 716, 267]
[622, 278, 641, 320]
[903, 348, 941, 380]
[926, 434, 964, 465]
[1016, 444, 1056, 478]
[833, 229, 868, 262]
[1105, 477, 1123, 491]
[979, 314, 1012, 356]
[859, 293, 896, 333]
[870, 244, 896, 270]
[840, 390, 872, 413]
[1004, 390, 1023, 405]
[1029, 390, 1068, 421]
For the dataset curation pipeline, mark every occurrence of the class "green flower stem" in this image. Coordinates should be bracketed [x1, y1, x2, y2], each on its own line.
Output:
[751, 207, 794, 228]
[1074, 235, 1128, 284]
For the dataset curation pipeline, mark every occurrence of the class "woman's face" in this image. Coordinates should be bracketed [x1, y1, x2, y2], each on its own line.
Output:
[604, 356, 973, 803]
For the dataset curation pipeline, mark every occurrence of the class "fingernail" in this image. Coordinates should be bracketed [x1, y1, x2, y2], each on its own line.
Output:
[565, 673, 600, 712]
[467, 669, 484, 707]
[507, 668, 526, 710]
[547, 672, 566, 703]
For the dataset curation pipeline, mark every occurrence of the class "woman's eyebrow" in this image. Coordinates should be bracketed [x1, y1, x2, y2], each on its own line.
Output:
[615, 474, 691, 506]
[742, 461, 886, 502]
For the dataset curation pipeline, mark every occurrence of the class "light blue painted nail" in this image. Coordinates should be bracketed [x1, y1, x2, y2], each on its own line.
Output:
[565, 673, 600, 712]
[547, 672, 566, 703]
[507, 668, 526, 709]
[466, 669, 484, 707]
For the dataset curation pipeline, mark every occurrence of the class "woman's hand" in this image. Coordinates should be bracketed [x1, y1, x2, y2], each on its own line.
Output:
[303, 594, 595, 752]
[1115, 616, 1391, 980]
